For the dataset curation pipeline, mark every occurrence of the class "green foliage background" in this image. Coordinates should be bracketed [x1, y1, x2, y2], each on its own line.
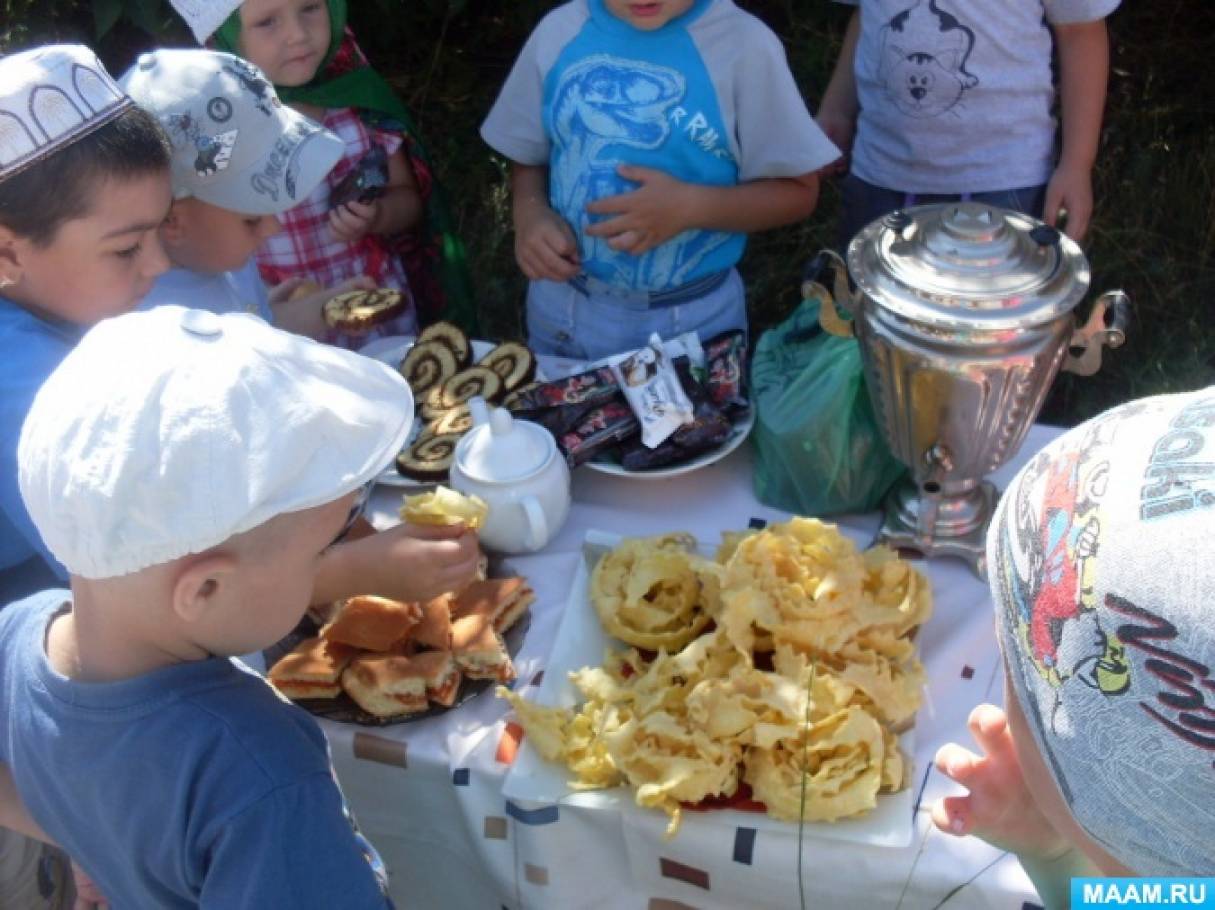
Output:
[3, 0, 1212, 425]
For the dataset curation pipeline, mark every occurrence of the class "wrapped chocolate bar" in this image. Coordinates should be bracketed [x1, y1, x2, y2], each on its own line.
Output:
[618, 358, 731, 470]
[703, 330, 749, 419]
[330, 144, 389, 209]
[609, 335, 694, 449]
[558, 399, 639, 468]
[506, 366, 619, 412]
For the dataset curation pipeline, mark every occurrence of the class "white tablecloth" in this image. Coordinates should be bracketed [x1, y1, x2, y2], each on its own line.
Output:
[321, 427, 1064, 910]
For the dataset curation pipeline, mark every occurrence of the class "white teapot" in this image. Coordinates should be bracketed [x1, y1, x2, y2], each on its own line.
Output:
[448, 398, 571, 554]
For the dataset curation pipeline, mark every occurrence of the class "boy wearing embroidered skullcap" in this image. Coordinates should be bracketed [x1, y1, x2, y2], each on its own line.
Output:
[480, 0, 840, 360]
[932, 387, 1215, 906]
[2, 306, 406, 907]
[0, 45, 172, 606]
[123, 47, 483, 611]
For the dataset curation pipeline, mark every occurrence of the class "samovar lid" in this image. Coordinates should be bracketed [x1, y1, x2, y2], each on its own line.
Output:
[847, 203, 1091, 331]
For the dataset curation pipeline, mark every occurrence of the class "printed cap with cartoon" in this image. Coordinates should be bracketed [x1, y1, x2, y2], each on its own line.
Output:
[988, 386, 1215, 875]
[168, 0, 242, 43]
[18, 306, 414, 579]
[0, 44, 133, 183]
[118, 48, 342, 216]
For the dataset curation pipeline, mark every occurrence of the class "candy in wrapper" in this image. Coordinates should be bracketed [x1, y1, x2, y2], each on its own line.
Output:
[703, 330, 749, 419]
[610, 335, 694, 450]
[558, 399, 639, 468]
[619, 359, 732, 470]
[329, 144, 389, 209]
[506, 366, 620, 412]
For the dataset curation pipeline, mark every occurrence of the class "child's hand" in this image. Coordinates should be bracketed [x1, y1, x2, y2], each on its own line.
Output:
[584, 165, 696, 255]
[515, 203, 581, 282]
[330, 522, 482, 603]
[71, 860, 108, 909]
[329, 198, 381, 244]
[930, 704, 1071, 860]
[1043, 161, 1093, 243]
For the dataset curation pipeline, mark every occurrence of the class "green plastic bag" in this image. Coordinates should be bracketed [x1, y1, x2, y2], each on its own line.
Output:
[751, 298, 905, 516]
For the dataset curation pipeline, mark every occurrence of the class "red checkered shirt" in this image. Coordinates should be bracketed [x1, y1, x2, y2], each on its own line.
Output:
[256, 107, 416, 343]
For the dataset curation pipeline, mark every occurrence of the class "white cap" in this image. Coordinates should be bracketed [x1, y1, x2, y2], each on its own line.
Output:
[18, 306, 414, 579]
[0, 44, 133, 182]
[168, 0, 242, 44]
[119, 49, 342, 216]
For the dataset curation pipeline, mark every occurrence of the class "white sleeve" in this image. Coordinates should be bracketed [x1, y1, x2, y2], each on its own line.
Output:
[728, 22, 841, 180]
[1043, 0, 1120, 24]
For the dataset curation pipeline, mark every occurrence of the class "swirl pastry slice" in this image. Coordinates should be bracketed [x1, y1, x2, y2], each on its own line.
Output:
[477, 342, 536, 393]
[322, 288, 405, 332]
[396, 432, 461, 481]
[428, 406, 474, 436]
[399, 340, 458, 399]
[421, 366, 504, 420]
[416, 321, 472, 368]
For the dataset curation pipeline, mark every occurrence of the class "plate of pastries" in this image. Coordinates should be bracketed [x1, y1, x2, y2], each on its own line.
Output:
[360, 322, 540, 486]
[267, 576, 534, 724]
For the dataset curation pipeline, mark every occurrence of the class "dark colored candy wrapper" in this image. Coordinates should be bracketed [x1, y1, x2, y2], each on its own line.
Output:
[558, 398, 639, 468]
[330, 144, 389, 209]
[507, 366, 619, 412]
[619, 359, 731, 470]
[703, 330, 750, 419]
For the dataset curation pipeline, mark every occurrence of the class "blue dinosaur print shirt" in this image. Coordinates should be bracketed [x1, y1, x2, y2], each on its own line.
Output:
[482, 0, 838, 292]
[838, 0, 1120, 194]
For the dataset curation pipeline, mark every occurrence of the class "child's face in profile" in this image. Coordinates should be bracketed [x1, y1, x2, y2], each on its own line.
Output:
[162, 199, 281, 275]
[237, 0, 331, 87]
[603, 0, 696, 30]
[3, 172, 172, 326]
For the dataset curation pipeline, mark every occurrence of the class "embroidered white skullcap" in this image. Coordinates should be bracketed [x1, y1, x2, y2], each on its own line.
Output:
[18, 306, 413, 579]
[988, 386, 1215, 874]
[168, 0, 243, 43]
[120, 49, 342, 216]
[0, 44, 133, 182]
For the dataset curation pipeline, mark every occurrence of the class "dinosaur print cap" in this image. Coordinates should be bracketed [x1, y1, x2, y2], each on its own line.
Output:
[988, 385, 1215, 875]
[119, 48, 342, 216]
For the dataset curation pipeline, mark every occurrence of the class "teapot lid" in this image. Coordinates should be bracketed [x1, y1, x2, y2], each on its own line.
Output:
[456, 405, 553, 482]
[847, 203, 1092, 331]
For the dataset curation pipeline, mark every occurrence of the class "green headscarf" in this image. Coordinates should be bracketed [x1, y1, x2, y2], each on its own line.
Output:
[214, 0, 478, 333]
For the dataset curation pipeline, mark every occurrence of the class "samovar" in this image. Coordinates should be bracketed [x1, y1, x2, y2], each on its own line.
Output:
[810, 203, 1130, 578]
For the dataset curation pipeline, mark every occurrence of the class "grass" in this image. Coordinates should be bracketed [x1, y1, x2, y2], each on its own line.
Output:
[4, 0, 1212, 426]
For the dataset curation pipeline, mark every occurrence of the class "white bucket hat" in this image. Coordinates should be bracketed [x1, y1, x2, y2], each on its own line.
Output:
[119, 48, 342, 216]
[18, 306, 413, 579]
[168, 0, 243, 44]
[0, 44, 133, 182]
[988, 386, 1215, 874]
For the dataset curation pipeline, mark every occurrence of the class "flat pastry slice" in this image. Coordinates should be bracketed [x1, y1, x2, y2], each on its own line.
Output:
[395, 432, 460, 482]
[451, 613, 516, 683]
[477, 342, 536, 393]
[341, 653, 430, 717]
[451, 577, 535, 634]
[268, 637, 359, 700]
[408, 594, 454, 651]
[322, 288, 405, 332]
[416, 321, 472, 368]
[402, 650, 462, 708]
[321, 595, 422, 651]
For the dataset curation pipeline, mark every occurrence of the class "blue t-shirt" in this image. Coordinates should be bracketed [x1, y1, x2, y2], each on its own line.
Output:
[140, 259, 274, 322]
[0, 299, 81, 577]
[0, 592, 392, 909]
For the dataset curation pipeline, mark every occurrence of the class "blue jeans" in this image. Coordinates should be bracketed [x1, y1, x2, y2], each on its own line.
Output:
[839, 174, 1049, 249]
[526, 268, 747, 360]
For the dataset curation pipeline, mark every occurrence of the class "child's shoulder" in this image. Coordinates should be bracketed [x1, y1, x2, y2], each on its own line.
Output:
[689, 0, 789, 57]
[528, 0, 591, 44]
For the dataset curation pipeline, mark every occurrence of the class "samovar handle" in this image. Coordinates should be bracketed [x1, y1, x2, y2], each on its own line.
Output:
[802, 250, 857, 338]
[1062, 290, 1131, 376]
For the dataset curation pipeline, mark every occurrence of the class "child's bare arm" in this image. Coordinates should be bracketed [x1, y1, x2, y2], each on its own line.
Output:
[330, 147, 423, 243]
[1045, 20, 1110, 242]
[583, 165, 819, 256]
[815, 8, 861, 170]
[511, 163, 580, 282]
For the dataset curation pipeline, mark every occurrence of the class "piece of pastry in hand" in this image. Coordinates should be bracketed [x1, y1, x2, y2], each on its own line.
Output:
[286, 279, 324, 303]
[451, 577, 535, 634]
[322, 288, 405, 333]
[451, 614, 516, 683]
[410, 594, 454, 651]
[341, 653, 431, 717]
[268, 637, 359, 700]
[400, 485, 487, 530]
[321, 595, 422, 651]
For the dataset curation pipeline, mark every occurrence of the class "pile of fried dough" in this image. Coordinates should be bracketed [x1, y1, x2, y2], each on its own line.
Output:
[499, 518, 932, 836]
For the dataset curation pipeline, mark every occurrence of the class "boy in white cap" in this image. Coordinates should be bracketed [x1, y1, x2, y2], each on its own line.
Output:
[122, 48, 482, 609]
[1, 305, 406, 907]
[121, 47, 365, 337]
[932, 387, 1215, 905]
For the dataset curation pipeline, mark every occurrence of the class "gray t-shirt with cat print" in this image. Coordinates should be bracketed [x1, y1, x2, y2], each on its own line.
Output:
[838, 0, 1119, 194]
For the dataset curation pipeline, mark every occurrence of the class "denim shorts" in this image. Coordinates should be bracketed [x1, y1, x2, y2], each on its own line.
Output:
[526, 268, 747, 360]
[839, 174, 1049, 250]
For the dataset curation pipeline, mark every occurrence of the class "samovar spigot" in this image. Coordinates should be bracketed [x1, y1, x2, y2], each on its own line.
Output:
[916, 444, 954, 548]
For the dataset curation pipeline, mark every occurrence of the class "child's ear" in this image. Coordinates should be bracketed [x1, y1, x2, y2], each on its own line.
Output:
[159, 201, 188, 247]
[0, 224, 26, 288]
[171, 552, 238, 625]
